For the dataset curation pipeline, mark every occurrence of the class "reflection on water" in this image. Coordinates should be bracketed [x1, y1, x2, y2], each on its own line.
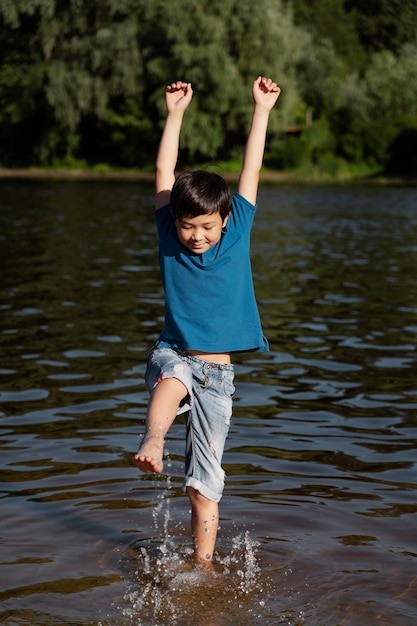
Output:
[1, 179, 417, 625]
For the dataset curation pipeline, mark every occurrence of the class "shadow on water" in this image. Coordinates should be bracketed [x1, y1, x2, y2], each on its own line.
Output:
[1, 180, 417, 624]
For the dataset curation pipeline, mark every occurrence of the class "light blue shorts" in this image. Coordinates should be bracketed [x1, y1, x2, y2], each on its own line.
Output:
[145, 343, 235, 503]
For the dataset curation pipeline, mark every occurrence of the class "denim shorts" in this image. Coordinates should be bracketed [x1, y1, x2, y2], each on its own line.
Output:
[145, 343, 235, 503]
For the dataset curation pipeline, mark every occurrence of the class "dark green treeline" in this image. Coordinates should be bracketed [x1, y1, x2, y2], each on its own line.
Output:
[1, 0, 417, 176]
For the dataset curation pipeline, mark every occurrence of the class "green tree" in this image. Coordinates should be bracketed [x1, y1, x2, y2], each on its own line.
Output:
[328, 43, 417, 170]
[290, 0, 366, 70]
[140, 0, 304, 161]
[296, 36, 346, 118]
[0, 0, 145, 165]
[0, 0, 306, 167]
[346, 0, 417, 55]
[360, 45, 417, 169]
[363, 46, 417, 119]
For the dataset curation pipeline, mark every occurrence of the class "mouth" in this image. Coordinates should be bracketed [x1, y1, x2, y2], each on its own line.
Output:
[190, 242, 206, 249]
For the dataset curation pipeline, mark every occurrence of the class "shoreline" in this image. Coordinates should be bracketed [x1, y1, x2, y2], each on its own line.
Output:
[0, 168, 296, 185]
[0, 167, 415, 186]
[0, 168, 156, 182]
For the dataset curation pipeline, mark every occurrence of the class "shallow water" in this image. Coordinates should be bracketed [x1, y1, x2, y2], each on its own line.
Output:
[1, 179, 417, 625]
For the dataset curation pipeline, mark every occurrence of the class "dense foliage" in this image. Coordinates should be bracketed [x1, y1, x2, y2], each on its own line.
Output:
[1, 0, 417, 176]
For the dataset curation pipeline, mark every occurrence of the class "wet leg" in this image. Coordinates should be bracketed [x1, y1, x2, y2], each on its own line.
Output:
[187, 486, 219, 566]
[133, 378, 187, 473]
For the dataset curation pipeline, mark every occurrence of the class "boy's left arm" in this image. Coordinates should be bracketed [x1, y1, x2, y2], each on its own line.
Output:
[238, 76, 281, 206]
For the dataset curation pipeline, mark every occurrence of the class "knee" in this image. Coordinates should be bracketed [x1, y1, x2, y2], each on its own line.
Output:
[152, 376, 188, 403]
[187, 486, 209, 507]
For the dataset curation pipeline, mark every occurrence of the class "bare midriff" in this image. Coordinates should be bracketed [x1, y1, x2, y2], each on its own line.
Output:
[187, 350, 231, 365]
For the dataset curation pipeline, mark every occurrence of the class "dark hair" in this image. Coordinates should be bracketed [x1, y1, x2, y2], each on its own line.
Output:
[170, 169, 231, 221]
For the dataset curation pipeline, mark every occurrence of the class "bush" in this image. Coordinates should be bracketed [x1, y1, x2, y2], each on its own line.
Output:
[265, 134, 306, 170]
[387, 127, 417, 175]
[265, 118, 337, 171]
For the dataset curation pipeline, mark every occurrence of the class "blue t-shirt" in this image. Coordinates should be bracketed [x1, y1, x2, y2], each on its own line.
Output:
[155, 192, 268, 353]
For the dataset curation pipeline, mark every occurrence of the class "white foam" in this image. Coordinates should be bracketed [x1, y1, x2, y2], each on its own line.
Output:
[168, 569, 208, 590]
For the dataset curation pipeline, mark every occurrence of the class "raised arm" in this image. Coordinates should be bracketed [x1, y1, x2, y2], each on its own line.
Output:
[237, 76, 281, 206]
[155, 81, 193, 210]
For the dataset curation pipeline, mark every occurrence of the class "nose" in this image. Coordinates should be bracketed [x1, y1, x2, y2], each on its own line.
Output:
[191, 229, 204, 241]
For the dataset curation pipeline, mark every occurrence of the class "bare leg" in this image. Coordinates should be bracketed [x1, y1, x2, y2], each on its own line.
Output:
[187, 486, 219, 566]
[133, 378, 187, 473]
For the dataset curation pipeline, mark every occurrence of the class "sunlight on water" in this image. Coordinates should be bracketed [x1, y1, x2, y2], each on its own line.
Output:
[1, 180, 417, 625]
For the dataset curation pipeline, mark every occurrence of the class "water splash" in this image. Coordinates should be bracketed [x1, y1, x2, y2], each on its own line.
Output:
[220, 531, 261, 595]
[112, 478, 275, 625]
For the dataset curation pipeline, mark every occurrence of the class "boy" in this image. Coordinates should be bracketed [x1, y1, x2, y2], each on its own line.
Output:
[134, 76, 280, 566]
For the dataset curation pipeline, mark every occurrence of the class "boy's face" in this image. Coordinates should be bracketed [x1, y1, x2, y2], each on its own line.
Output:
[175, 212, 229, 254]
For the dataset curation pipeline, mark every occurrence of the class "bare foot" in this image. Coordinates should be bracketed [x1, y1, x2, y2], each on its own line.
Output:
[133, 435, 164, 473]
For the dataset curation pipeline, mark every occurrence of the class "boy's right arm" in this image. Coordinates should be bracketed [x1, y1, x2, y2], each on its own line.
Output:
[155, 81, 193, 210]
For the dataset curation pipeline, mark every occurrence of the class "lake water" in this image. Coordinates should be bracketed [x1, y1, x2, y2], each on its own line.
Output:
[1, 178, 417, 625]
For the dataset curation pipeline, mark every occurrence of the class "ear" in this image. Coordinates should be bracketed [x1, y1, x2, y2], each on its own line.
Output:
[222, 213, 230, 228]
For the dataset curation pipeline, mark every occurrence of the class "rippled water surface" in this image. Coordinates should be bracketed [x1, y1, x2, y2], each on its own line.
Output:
[1, 179, 417, 625]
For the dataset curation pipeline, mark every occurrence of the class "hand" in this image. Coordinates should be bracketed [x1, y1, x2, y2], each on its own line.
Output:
[252, 76, 281, 111]
[165, 81, 193, 113]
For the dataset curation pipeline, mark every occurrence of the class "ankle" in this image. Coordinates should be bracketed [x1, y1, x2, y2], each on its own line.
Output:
[143, 430, 165, 442]
[138, 433, 165, 452]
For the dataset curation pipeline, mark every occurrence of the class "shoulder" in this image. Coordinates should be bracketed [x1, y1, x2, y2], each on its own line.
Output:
[155, 202, 171, 217]
[155, 202, 174, 236]
[232, 192, 257, 213]
[229, 192, 257, 230]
